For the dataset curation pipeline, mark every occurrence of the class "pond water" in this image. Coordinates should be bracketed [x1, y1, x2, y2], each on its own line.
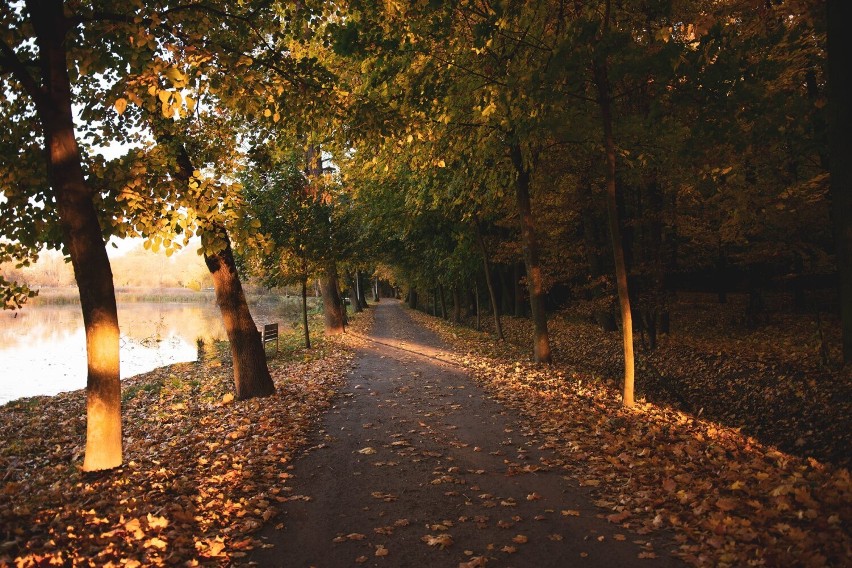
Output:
[0, 299, 295, 405]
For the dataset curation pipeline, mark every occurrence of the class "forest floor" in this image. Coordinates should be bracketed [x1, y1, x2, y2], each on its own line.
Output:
[0, 298, 849, 567]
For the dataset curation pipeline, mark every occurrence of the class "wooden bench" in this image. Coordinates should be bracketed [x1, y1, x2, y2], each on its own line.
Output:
[260, 323, 279, 353]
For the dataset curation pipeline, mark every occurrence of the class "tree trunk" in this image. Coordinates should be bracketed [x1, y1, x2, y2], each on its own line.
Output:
[474, 217, 505, 341]
[349, 273, 363, 313]
[475, 282, 481, 331]
[408, 288, 418, 310]
[301, 272, 311, 349]
[513, 262, 525, 317]
[452, 286, 462, 323]
[827, 0, 852, 364]
[438, 283, 448, 319]
[510, 144, 551, 362]
[204, 230, 276, 399]
[593, 48, 635, 407]
[353, 272, 363, 312]
[374, 276, 380, 302]
[321, 261, 345, 333]
[358, 271, 369, 309]
[155, 120, 274, 401]
[28, 1, 122, 471]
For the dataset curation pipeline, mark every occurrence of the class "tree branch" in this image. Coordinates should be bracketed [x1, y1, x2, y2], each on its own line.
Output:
[0, 37, 43, 108]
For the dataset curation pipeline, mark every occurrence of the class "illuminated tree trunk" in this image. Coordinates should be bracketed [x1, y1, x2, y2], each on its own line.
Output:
[205, 230, 275, 399]
[26, 0, 122, 471]
[321, 261, 345, 333]
[827, 0, 852, 365]
[594, 52, 635, 407]
[510, 144, 552, 363]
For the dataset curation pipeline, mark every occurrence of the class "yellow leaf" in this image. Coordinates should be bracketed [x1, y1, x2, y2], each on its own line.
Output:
[147, 514, 169, 529]
[145, 537, 168, 550]
[222, 393, 234, 405]
[375, 545, 389, 557]
[114, 98, 128, 115]
[158, 90, 171, 103]
[512, 534, 528, 544]
[263, 108, 272, 118]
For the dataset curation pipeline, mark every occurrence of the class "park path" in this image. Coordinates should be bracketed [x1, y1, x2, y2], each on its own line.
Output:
[250, 300, 680, 567]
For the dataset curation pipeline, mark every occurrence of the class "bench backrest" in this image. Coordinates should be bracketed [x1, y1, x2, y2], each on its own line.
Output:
[262, 323, 278, 342]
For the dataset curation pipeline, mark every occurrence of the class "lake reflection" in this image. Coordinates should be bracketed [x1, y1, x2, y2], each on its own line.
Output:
[0, 300, 286, 405]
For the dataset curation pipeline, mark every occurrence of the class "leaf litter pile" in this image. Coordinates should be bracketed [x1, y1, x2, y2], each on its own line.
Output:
[0, 311, 372, 567]
[409, 309, 851, 567]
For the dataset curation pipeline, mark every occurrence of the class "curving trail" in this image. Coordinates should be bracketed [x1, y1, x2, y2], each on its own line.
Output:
[250, 300, 681, 567]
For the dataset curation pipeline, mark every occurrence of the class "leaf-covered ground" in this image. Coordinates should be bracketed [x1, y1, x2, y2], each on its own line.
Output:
[460, 293, 851, 470]
[409, 307, 851, 566]
[0, 312, 371, 567]
[2, 297, 850, 567]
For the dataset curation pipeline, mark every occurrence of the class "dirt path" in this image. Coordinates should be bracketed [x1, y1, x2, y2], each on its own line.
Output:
[250, 301, 681, 567]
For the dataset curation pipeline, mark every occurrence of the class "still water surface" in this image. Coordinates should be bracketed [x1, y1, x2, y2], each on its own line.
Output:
[0, 301, 287, 405]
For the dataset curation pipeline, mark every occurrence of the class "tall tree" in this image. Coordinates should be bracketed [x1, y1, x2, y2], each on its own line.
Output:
[592, 0, 636, 407]
[826, 0, 852, 364]
[1, 0, 123, 471]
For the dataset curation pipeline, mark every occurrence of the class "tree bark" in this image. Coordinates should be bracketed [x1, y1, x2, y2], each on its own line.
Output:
[301, 272, 311, 349]
[374, 276, 380, 302]
[438, 283, 448, 319]
[827, 0, 852, 364]
[157, 121, 275, 401]
[357, 271, 369, 309]
[321, 261, 346, 333]
[510, 144, 552, 362]
[349, 273, 363, 313]
[408, 287, 418, 310]
[473, 217, 505, 341]
[26, 0, 122, 471]
[205, 230, 275, 399]
[593, 42, 635, 407]
[475, 281, 481, 331]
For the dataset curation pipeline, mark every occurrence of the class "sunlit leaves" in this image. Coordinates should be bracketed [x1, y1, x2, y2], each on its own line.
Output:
[0, 312, 371, 566]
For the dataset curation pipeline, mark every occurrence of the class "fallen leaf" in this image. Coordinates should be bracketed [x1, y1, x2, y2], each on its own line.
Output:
[421, 534, 454, 549]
